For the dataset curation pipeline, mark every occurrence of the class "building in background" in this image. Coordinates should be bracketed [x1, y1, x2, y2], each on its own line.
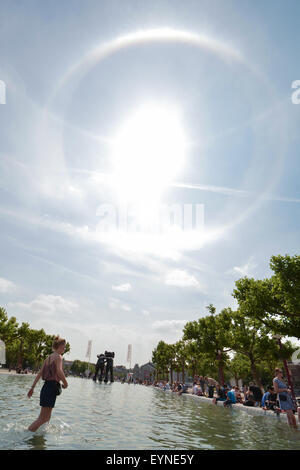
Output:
[139, 362, 156, 381]
[132, 363, 140, 380]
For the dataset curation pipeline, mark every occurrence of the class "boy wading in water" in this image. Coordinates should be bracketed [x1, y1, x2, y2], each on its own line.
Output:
[27, 336, 68, 432]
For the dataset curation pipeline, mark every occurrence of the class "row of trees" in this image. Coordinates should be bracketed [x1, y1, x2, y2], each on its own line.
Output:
[152, 254, 300, 387]
[68, 360, 95, 376]
[0, 307, 70, 370]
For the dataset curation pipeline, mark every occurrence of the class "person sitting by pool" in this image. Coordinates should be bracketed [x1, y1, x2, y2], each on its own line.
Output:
[204, 376, 219, 398]
[242, 385, 248, 400]
[249, 382, 263, 407]
[192, 382, 199, 395]
[262, 386, 277, 411]
[223, 386, 237, 407]
[243, 387, 256, 407]
[234, 386, 244, 404]
[164, 381, 170, 391]
[212, 384, 228, 404]
[196, 385, 204, 396]
[178, 383, 189, 396]
[172, 382, 179, 392]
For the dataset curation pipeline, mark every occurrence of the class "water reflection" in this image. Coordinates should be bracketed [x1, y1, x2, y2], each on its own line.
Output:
[1, 375, 300, 450]
[26, 433, 47, 450]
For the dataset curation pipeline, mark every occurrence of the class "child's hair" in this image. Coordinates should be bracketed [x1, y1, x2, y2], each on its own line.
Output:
[52, 335, 66, 350]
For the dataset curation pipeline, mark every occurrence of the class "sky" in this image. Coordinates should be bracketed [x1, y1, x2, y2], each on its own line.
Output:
[0, 0, 299, 366]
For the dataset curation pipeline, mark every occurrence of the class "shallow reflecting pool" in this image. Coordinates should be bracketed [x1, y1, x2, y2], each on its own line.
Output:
[1, 374, 299, 450]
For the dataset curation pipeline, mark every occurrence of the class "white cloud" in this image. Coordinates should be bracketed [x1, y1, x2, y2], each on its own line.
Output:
[230, 256, 257, 277]
[109, 297, 131, 312]
[142, 309, 150, 316]
[37, 319, 160, 365]
[112, 283, 132, 292]
[109, 298, 120, 309]
[152, 319, 187, 335]
[165, 269, 200, 289]
[8, 294, 78, 317]
[0, 277, 17, 293]
[121, 304, 131, 311]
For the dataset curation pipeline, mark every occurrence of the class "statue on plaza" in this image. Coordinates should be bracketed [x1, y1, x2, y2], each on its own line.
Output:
[93, 351, 115, 383]
[104, 351, 114, 383]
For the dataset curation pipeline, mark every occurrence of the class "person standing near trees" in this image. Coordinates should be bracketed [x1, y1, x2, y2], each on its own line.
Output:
[204, 376, 219, 398]
[273, 368, 297, 428]
[249, 382, 263, 406]
[27, 336, 68, 432]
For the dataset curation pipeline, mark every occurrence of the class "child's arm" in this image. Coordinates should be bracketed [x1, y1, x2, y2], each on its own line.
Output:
[56, 356, 68, 388]
[27, 362, 45, 398]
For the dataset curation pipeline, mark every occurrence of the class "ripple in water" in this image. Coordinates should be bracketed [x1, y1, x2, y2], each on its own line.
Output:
[1, 375, 300, 450]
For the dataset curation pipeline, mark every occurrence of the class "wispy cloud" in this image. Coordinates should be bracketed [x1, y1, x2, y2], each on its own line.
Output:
[0, 277, 17, 294]
[229, 256, 258, 277]
[165, 269, 201, 289]
[121, 304, 132, 311]
[109, 297, 131, 312]
[112, 283, 132, 292]
[8, 294, 78, 318]
[152, 319, 187, 337]
[172, 182, 300, 203]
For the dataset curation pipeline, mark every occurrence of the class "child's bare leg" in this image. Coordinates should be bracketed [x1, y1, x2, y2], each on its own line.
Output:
[28, 407, 52, 432]
[286, 409, 297, 429]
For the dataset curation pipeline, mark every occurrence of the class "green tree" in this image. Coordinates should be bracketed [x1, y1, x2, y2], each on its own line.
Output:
[233, 254, 300, 338]
[183, 305, 232, 384]
[173, 340, 188, 383]
[70, 360, 91, 375]
[0, 307, 71, 369]
[16, 322, 31, 368]
[228, 353, 252, 386]
[152, 340, 174, 381]
[0, 307, 19, 345]
[223, 309, 296, 388]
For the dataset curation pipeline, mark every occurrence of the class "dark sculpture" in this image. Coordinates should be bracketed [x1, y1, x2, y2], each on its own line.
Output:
[104, 351, 114, 383]
[93, 351, 114, 383]
[93, 354, 106, 382]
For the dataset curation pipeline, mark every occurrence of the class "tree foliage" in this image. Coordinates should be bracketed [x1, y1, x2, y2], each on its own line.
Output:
[152, 254, 300, 387]
[233, 254, 300, 338]
[0, 306, 70, 369]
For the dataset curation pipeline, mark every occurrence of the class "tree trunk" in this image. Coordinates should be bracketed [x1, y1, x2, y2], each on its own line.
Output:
[250, 359, 263, 389]
[17, 340, 23, 370]
[218, 363, 225, 386]
[217, 351, 225, 386]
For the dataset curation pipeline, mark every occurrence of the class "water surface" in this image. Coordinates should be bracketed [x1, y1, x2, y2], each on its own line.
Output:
[1, 374, 299, 450]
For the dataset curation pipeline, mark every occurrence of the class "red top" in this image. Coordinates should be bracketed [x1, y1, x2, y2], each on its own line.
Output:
[42, 354, 61, 382]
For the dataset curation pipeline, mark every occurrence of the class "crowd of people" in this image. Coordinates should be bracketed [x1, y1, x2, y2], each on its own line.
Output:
[152, 370, 300, 428]
[153, 380, 189, 395]
[25, 335, 299, 432]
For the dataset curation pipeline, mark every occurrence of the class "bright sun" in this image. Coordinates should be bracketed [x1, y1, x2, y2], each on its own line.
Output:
[110, 102, 187, 206]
